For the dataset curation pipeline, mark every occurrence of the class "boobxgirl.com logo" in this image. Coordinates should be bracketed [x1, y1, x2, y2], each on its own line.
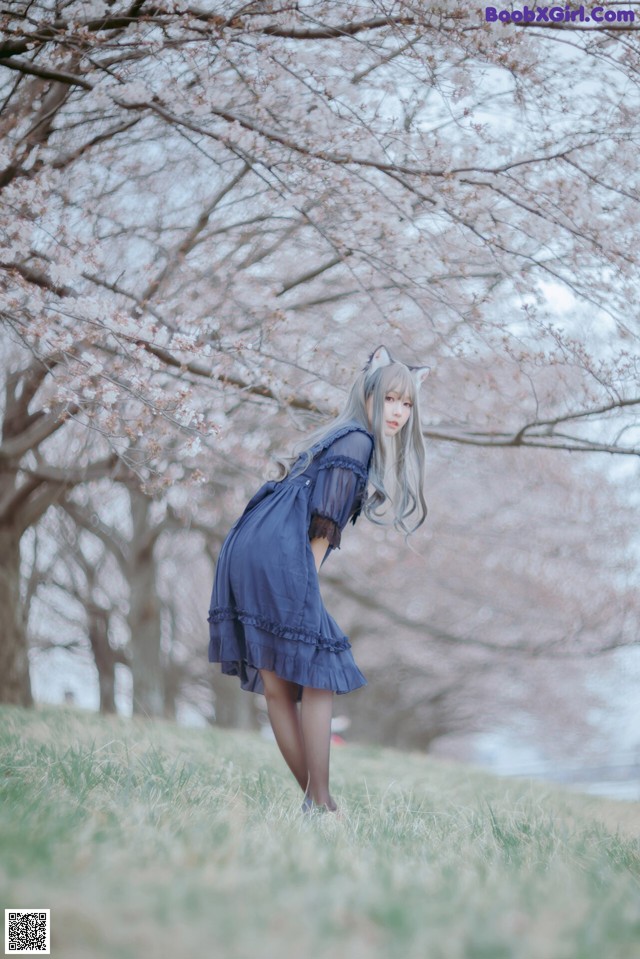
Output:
[485, 5, 635, 22]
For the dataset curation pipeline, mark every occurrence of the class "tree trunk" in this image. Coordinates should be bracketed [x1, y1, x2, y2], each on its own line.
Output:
[210, 669, 258, 730]
[127, 492, 164, 717]
[128, 568, 164, 717]
[0, 524, 33, 706]
[87, 605, 118, 714]
[163, 659, 180, 721]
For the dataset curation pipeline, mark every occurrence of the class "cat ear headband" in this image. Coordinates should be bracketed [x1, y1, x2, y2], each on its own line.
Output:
[364, 344, 430, 387]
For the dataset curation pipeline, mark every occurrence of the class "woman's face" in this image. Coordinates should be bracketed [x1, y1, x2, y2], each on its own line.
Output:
[367, 389, 413, 436]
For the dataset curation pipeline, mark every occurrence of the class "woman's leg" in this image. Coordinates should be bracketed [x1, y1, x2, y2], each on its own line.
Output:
[300, 687, 336, 810]
[260, 669, 309, 794]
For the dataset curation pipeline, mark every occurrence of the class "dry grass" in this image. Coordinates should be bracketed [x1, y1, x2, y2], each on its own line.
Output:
[1, 703, 639, 959]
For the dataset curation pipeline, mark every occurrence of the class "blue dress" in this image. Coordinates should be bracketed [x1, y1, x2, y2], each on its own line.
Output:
[208, 420, 374, 695]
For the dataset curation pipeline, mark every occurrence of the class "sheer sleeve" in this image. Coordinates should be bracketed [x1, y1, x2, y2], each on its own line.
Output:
[308, 430, 373, 550]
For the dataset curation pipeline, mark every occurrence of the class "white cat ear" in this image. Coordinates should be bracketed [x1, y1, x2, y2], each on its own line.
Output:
[367, 345, 393, 373]
[411, 365, 430, 387]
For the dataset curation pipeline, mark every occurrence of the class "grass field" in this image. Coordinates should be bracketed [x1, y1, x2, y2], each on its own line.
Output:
[1, 703, 639, 959]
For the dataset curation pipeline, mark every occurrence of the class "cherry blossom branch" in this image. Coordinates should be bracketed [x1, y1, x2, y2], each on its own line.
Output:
[133, 339, 639, 456]
[4, 261, 637, 458]
[0, 8, 415, 62]
[0, 2, 164, 59]
[148, 98, 597, 180]
[138, 162, 251, 306]
[0, 55, 619, 198]
[135, 340, 322, 412]
[0, 51, 602, 186]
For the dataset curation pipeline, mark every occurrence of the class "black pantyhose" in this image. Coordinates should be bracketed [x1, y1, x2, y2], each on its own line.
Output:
[259, 669, 337, 812]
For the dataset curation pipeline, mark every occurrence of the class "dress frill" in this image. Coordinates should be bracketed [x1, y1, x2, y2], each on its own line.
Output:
[208, 610, 367, 696]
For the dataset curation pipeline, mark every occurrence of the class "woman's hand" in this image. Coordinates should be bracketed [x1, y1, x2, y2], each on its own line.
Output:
[309, 537, 331, 573]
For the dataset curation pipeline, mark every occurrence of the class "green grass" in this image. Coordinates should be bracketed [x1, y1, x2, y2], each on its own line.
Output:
[1, 704, 639, 959]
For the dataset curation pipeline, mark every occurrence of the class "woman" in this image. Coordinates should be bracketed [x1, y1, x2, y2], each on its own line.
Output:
[208, 345, 429, 813]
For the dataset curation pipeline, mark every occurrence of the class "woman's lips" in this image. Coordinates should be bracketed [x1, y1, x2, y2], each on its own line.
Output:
[387, 420, 399, 429]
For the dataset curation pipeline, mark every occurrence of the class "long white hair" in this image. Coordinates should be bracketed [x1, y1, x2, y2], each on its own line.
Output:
[280, 347, 429, 535]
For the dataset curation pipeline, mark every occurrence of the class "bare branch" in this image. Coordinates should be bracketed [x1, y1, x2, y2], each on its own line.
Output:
[140, 162, 251, 306]
[1, 260, 76, 296]
[258, 16, 416, 39]
[514, 396, 640, 438]
[0, 405, 78, 463]
[325, 573, 632, 660]
[0, 56, 93, 89]
[423, 428, 640, 457]
[60, 499, 128, 567]
[21, 454, 122, 486]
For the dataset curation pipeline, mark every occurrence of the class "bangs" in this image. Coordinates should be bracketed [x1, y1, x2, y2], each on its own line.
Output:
[379, 363, 415, 402]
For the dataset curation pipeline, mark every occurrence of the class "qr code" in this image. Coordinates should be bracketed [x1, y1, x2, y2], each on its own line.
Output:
[4, 910, 50, 955]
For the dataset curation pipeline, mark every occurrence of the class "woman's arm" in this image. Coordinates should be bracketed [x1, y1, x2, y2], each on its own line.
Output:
[307, 430, 373, 554]
[309, 537, 331, 573]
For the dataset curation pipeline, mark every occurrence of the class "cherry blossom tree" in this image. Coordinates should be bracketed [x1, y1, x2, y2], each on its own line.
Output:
[0, 349, 120, 705]
[322, 440, 637, 755]
[1, 1, 638, 747]
[2, 1, 637, 456]
[26, 505, 130, 714]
